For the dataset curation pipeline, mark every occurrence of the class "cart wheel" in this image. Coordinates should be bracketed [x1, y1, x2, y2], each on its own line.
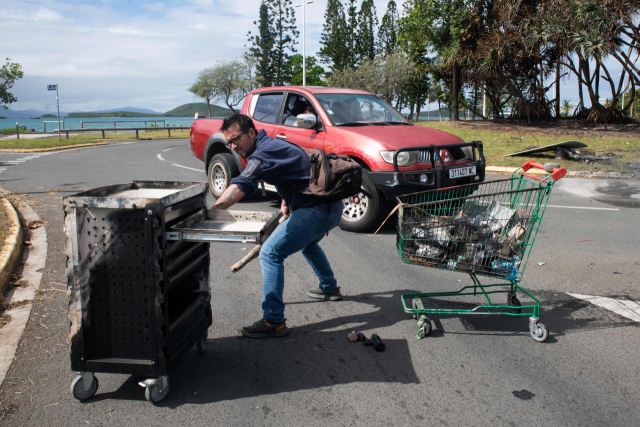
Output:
[71, 373, 99, 401]
[530, 323, 548, 342]
[145, 377, 170, 405]
[508, 294, 522, 314]
[196, 333, 206, 354]
[415, 315, 432, 339]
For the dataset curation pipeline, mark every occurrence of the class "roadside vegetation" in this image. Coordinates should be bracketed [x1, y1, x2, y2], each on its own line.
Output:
[419, 121, 640, 172]
[0, 197, 9, 245]
[0, 129, 189, 150]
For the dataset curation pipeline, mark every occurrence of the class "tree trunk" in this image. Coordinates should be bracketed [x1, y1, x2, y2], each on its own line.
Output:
[451, 61, 460, 121]
[415, 103, 421, 122]
[409, 102, 415, 121]
[578, 61, 585, 111]
[438, 100, 442, 121]
[555, 63, 561, 118]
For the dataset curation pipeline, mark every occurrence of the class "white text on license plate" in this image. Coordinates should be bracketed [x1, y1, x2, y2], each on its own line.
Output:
[449, 166, 476, 179]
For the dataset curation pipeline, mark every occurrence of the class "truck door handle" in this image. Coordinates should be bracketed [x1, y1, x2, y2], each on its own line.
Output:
[275, 134, 287, 140]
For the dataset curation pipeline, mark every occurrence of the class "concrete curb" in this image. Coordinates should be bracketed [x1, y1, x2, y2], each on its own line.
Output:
[0, 141, 109, 153]
[485, 166, 634, 180]
[0, 196, 48, 387]
[0, 196, 23, 295]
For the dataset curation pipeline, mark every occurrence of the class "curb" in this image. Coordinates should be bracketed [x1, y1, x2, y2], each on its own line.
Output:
[0, 141, 109, 153]
[0, 195, 23, 295]
[0, 195, 48, 387]
[485, 166, 634, 180]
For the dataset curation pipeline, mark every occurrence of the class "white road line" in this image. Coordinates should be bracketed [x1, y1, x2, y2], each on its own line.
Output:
[163, 147, 179, 152]
[546, 205, 619, 211]
[568, 293, 640, 323]
[157, 154, 165, 161]
[172, 163, 203, 172]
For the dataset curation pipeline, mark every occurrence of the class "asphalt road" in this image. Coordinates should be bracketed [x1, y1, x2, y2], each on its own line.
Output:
[0, 139, 639, 426]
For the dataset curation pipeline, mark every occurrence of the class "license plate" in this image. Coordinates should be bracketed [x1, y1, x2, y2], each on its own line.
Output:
[449, 166, 476, 179]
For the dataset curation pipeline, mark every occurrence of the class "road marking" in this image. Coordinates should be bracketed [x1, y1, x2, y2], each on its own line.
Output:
[545, 205, 619, 211]
[163, 147, 180, 152]
[157, 154, 165, 161]
[568, 293, 640, 322]
[172, 163, 202, 172]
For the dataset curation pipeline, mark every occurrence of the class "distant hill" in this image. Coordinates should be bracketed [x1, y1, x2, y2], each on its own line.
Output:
[94, 107, 162, 114]
[3, 108, 69, 119]
[41, 114, 57, 118]
[66, 111, 160, 118]
[163, 103, 234, 117]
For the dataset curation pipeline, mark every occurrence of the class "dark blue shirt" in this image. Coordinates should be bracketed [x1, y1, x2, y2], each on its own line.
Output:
[231, 129, 342, 213]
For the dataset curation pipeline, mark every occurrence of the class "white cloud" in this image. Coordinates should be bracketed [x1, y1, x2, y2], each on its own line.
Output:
[108, 26, 162, 37]
[33, 8, 64, 21]
[189, 23, 207, 30]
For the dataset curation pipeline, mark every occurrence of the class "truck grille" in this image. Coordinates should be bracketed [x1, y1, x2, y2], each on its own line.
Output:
[418, 147, 467, 163]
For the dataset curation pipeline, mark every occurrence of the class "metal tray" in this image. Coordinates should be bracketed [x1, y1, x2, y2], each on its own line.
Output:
[167, 209, 278, 243]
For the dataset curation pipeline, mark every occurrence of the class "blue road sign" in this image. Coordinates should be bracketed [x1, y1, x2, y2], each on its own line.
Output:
[47, 85, 57, 91]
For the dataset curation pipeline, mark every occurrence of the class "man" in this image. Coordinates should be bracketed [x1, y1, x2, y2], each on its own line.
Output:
[213, 114, 343, 338]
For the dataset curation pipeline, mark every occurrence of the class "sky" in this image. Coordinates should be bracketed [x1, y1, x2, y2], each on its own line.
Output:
[1, 0, 626, 114]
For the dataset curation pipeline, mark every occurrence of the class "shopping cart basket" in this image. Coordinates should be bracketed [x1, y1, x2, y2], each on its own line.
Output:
[396, 160, 566, 342]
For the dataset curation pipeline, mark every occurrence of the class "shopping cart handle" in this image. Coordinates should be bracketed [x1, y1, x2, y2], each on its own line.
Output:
[521, 160, 567, 181]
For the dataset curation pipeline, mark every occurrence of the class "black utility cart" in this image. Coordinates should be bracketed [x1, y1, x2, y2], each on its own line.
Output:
[64, 181, 278, 404]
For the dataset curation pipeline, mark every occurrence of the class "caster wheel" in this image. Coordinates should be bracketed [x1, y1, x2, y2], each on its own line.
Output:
[197, 333, 206, 354]
[531, 323, 548, 342]
[415, 315, 432, 339]
[145, 378, 170, 405]
[71, 374, 99, 401]
[508, 293, 521, 314]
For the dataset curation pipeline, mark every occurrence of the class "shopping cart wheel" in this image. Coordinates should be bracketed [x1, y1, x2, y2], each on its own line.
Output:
[143, 376, 170, 405]
[507, 293, 521, 314]
[71, 372, 99, 401]
[196, 332, 207, 354]
[530, 323, 548, 342]
[416, 315, 432, 339]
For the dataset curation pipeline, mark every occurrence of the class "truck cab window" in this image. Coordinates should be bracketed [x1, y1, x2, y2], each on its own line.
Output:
[281, 93, 314, 127]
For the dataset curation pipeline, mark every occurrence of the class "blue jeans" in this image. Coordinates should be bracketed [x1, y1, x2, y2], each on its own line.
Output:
[259, 202, 343, 323]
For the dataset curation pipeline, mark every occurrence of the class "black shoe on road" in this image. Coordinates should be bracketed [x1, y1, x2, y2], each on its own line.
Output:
[241, 319, 290, 338]
[307, 286, 343, 301]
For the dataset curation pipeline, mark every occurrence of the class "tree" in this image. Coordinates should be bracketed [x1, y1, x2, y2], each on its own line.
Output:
[247, 1, 275, 87]
[283, 55, 327, 86]
[561, 99, 575, 117]
[355, 0, 378, 64]
[344, 0, 359, 69]
[188, 69, 215, 116]
[1, 58, 24, 109]
[318, 0, 350, 73]
[209, 59, 257, 113]
[378, 1, 399, 57]
[269, 0, 299, 86]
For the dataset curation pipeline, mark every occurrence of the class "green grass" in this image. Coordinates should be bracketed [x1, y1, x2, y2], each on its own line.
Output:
[417, 121, 640, 172]
[0, 128, 17, 135]
[0, 198, 8, 244]
[0, 129, 189, 150]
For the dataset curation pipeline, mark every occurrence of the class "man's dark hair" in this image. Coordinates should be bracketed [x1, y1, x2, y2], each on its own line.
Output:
[221, 114, 257, 134]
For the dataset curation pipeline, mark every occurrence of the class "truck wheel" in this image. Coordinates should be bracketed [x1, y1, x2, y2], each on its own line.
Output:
[207, 153, 239, 198]
[339, 172, 389, 233]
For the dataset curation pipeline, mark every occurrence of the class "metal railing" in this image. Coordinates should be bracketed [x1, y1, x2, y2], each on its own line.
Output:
[43, 121, 65, 132]
[80, 120, 166, 130]
[53, 126, 190, 139]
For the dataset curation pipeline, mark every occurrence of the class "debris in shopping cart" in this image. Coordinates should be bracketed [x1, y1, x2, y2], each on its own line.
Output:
[491, 255, 521, 278]
[415, 244, 443, 258]
[412, 225, 453, 241]
[538, 262, 546, 266]
[347, 332, 358, 342]
[370, 334, 385, 352]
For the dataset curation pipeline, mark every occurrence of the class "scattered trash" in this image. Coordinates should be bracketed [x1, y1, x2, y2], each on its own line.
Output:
[347, 332, 358, 342]
[504, 140, 587, 158]
[27, 220, 45, 229]
[370, 334, 385, 352]
[576, 239, 597, 243]
[356, 332, 366, 341]
[537, 262, 546, 266]
[363, 338, 373, 346]
[241, 247, 248, 251]
[613, 272, 622, 275]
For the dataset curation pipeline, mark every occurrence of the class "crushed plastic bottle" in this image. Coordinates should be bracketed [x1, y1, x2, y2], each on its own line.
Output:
[491, 255, 521, 279]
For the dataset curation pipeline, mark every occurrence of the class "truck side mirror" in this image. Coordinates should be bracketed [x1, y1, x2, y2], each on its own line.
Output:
[296, 114, 317, 129]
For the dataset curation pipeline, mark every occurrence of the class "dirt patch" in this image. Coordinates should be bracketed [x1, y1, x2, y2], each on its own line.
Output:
[446, 118, 640, 139]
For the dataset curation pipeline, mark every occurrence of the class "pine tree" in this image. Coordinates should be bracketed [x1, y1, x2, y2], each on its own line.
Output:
[318, 0, 349, 73]
[269, 0, 299, 86]
[344, 0, 358, 70]
[246, 1, 275, 87]
[378, 1, 399, 57]
[355, 0, 378, 65]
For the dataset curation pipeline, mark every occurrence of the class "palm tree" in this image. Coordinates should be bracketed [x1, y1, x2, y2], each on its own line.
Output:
[561, 99, 575, 117]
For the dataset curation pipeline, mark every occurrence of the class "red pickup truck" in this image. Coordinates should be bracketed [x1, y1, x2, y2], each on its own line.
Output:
[190, 86, 485, 232]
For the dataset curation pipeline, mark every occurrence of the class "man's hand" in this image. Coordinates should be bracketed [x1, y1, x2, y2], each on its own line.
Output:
[212, 184, 245, 210]
[280, 199, 290, 219]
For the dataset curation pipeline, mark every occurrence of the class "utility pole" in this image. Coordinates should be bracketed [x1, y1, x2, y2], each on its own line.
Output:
[295, 1, 314, 86]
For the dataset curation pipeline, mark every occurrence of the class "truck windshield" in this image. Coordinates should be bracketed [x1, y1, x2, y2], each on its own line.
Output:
[315, 94, 410, 126]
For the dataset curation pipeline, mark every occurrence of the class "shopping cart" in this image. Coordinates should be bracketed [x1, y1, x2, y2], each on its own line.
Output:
[396, 160, 566, 342]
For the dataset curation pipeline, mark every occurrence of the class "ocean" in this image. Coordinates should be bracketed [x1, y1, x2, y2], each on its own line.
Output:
[0, 116, 210, 133]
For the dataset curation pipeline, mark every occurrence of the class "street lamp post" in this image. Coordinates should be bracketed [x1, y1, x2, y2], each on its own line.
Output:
[295, 1, 313, 87]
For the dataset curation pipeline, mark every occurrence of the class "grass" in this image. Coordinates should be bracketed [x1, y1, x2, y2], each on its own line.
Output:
[0, 198, 9, 244]
[417, 121, 640, 172]
[0, 128, 17, 135]
[0, 129, 189, 150]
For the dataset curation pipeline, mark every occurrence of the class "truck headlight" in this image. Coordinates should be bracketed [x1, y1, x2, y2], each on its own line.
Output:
[380, 150, 420, 166]
[461, 146, 474, 159]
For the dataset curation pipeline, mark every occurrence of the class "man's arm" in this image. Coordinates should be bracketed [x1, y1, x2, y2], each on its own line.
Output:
[211, 184, 245, 210]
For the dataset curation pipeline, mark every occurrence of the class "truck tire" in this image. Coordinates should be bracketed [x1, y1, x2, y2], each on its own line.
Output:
[339, 172, 390, 233]
[207, 153, 240, 198]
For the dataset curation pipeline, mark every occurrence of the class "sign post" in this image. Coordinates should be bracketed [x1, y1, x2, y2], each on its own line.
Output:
[48, 84, 61, 141]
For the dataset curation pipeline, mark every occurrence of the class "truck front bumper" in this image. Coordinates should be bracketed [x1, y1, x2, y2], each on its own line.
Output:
[369, 141, 486, 201]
